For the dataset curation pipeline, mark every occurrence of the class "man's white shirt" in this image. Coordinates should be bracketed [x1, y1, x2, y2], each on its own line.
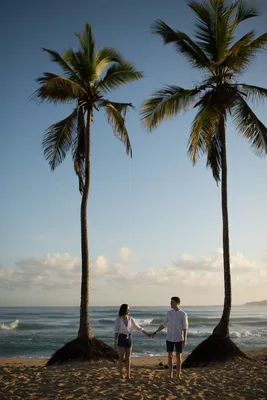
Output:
[162, 309, 188, 342]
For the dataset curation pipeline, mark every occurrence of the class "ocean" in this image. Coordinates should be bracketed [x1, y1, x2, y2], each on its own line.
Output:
[0, 306, 266, 358]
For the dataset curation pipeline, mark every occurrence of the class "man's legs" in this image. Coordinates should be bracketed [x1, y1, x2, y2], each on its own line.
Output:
[176, 352, 182, 378]
[167, 352, 174, 378]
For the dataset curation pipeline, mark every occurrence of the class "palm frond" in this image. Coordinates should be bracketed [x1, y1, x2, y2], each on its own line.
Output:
[43, 108, 78, 170]
[97, 62, 143, 93]
[212, 0, 237, 61]
[100, 100, 133, 156]
[188, 91, 222, 164]
[32, 73, 85, 104]
[151, 20, 212, 72]
[246, 32, 267, 54]
[232, 0, 259, 26]
[94, 47, 125, 78]
[206, 124, 222, 183]
[231, 95, 267, 156]
[42, 48, 80, 83]
[75, 22, 95, 62]
[188, 1, 217, 60]
[221, 30, 255, 67]
[235, 84, 267, 103]
[222, 32, 267, 73]
[141, 85, 201, 131]
[63, 48, 94, 82]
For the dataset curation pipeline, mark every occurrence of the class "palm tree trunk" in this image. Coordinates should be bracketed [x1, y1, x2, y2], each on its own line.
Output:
[213, 117, 231, 338]
[78, 109, 93, 340]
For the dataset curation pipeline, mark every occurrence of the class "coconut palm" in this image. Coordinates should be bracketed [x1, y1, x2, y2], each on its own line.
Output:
[33, 22, 143, 365]
[141, 0, 267, 366]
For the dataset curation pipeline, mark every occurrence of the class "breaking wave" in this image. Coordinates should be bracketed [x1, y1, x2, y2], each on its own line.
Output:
[0, 319, 19, 330]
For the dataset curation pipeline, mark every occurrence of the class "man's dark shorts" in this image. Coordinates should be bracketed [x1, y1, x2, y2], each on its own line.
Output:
[166, 340, 183, 353]
[118, 333, 132, 348]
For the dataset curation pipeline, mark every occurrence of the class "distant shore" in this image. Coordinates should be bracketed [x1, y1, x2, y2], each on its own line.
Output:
[1, 348, 267, 399]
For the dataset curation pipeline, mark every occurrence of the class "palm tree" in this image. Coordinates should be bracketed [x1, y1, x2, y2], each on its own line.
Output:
[141, 0, 267, 366]
[33, 23, 143, 365]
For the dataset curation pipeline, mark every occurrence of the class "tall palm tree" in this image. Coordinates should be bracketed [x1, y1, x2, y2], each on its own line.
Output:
[33, 23, 143, 365]
[141, 0, 267, 366]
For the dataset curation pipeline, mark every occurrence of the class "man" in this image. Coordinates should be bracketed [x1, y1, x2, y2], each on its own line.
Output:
[152, 296, 188, 378]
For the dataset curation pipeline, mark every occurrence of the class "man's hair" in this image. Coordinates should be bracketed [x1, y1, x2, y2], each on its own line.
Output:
[119, 303, 129, 316]
[171, 296, 180, 304]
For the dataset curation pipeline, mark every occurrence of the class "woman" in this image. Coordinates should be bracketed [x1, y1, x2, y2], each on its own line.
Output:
[114, 304, 150, 379]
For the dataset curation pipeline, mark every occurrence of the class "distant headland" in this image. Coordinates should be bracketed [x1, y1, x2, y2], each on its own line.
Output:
[243, 300, 267, 306]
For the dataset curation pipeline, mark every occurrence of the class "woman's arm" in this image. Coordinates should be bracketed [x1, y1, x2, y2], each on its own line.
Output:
[131, 317, 150, 336]
[114, 317, 120, 349]
[114, 332, 118, 349]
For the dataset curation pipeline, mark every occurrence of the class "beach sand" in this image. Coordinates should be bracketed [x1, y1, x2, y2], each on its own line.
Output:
[0, 348, 267, 399]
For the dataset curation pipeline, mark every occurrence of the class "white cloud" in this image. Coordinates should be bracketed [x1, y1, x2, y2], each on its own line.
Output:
[1, 249, 267, 305]
[93, 255, 109, 276]
[119, 247, 132, 262]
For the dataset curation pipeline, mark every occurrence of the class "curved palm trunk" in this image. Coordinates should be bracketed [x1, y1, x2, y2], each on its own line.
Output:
[78, 109, 93, 340]
[213, 117, 231, 338]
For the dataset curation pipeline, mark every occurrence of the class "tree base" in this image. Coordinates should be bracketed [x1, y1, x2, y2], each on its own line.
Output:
[46, 337, 119, 366]
[182, 334, 247, 368]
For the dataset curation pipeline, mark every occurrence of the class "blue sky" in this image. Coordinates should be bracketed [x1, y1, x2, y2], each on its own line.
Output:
[1, 0, 267, 306]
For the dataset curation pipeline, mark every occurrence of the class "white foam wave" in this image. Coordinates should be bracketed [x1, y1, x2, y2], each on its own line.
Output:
[136, 318, 153, 326]
[132, 352, 166, 357]
[188, 328, 267, 338]
[0, 319, 19, 330]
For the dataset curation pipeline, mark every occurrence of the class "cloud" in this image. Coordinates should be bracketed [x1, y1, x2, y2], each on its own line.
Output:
[174, 249, 256, 273]
[0, 249, 266, 294]
[119, 247, 132, 262]
[0, 254, 81, 290]
[93, 255, 109, 276]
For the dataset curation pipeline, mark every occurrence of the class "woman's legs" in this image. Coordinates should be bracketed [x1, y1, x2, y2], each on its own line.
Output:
[125, 346, 132, 378]
[118, 347, 125, 378]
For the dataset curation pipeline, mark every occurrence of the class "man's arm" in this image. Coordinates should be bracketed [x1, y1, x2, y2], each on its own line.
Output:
[153, 323, 165, 336]
[152, 313, 168, 337]
[182, 313, 188, 347]
[182, 329, 187, 347]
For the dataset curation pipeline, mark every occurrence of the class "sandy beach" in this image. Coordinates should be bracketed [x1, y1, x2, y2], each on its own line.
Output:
[0, 349, 267, 399]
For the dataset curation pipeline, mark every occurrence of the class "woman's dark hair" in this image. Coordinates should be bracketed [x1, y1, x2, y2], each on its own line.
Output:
[119, 304, 129, 316]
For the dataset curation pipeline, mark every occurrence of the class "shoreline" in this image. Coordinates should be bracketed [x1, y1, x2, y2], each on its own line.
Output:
[0, 347, 266, 367]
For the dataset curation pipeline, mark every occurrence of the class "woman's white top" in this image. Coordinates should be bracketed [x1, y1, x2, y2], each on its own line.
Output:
[114, 316, 143, 335]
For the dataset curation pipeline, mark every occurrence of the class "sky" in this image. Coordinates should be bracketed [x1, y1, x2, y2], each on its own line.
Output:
[1, 0, 267, 307]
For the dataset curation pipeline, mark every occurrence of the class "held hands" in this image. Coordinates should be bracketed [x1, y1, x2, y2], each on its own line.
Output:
[144, 331, 156, 339]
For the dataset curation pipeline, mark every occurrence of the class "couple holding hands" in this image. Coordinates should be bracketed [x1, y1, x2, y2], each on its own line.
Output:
[114, 296, 188, 379]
